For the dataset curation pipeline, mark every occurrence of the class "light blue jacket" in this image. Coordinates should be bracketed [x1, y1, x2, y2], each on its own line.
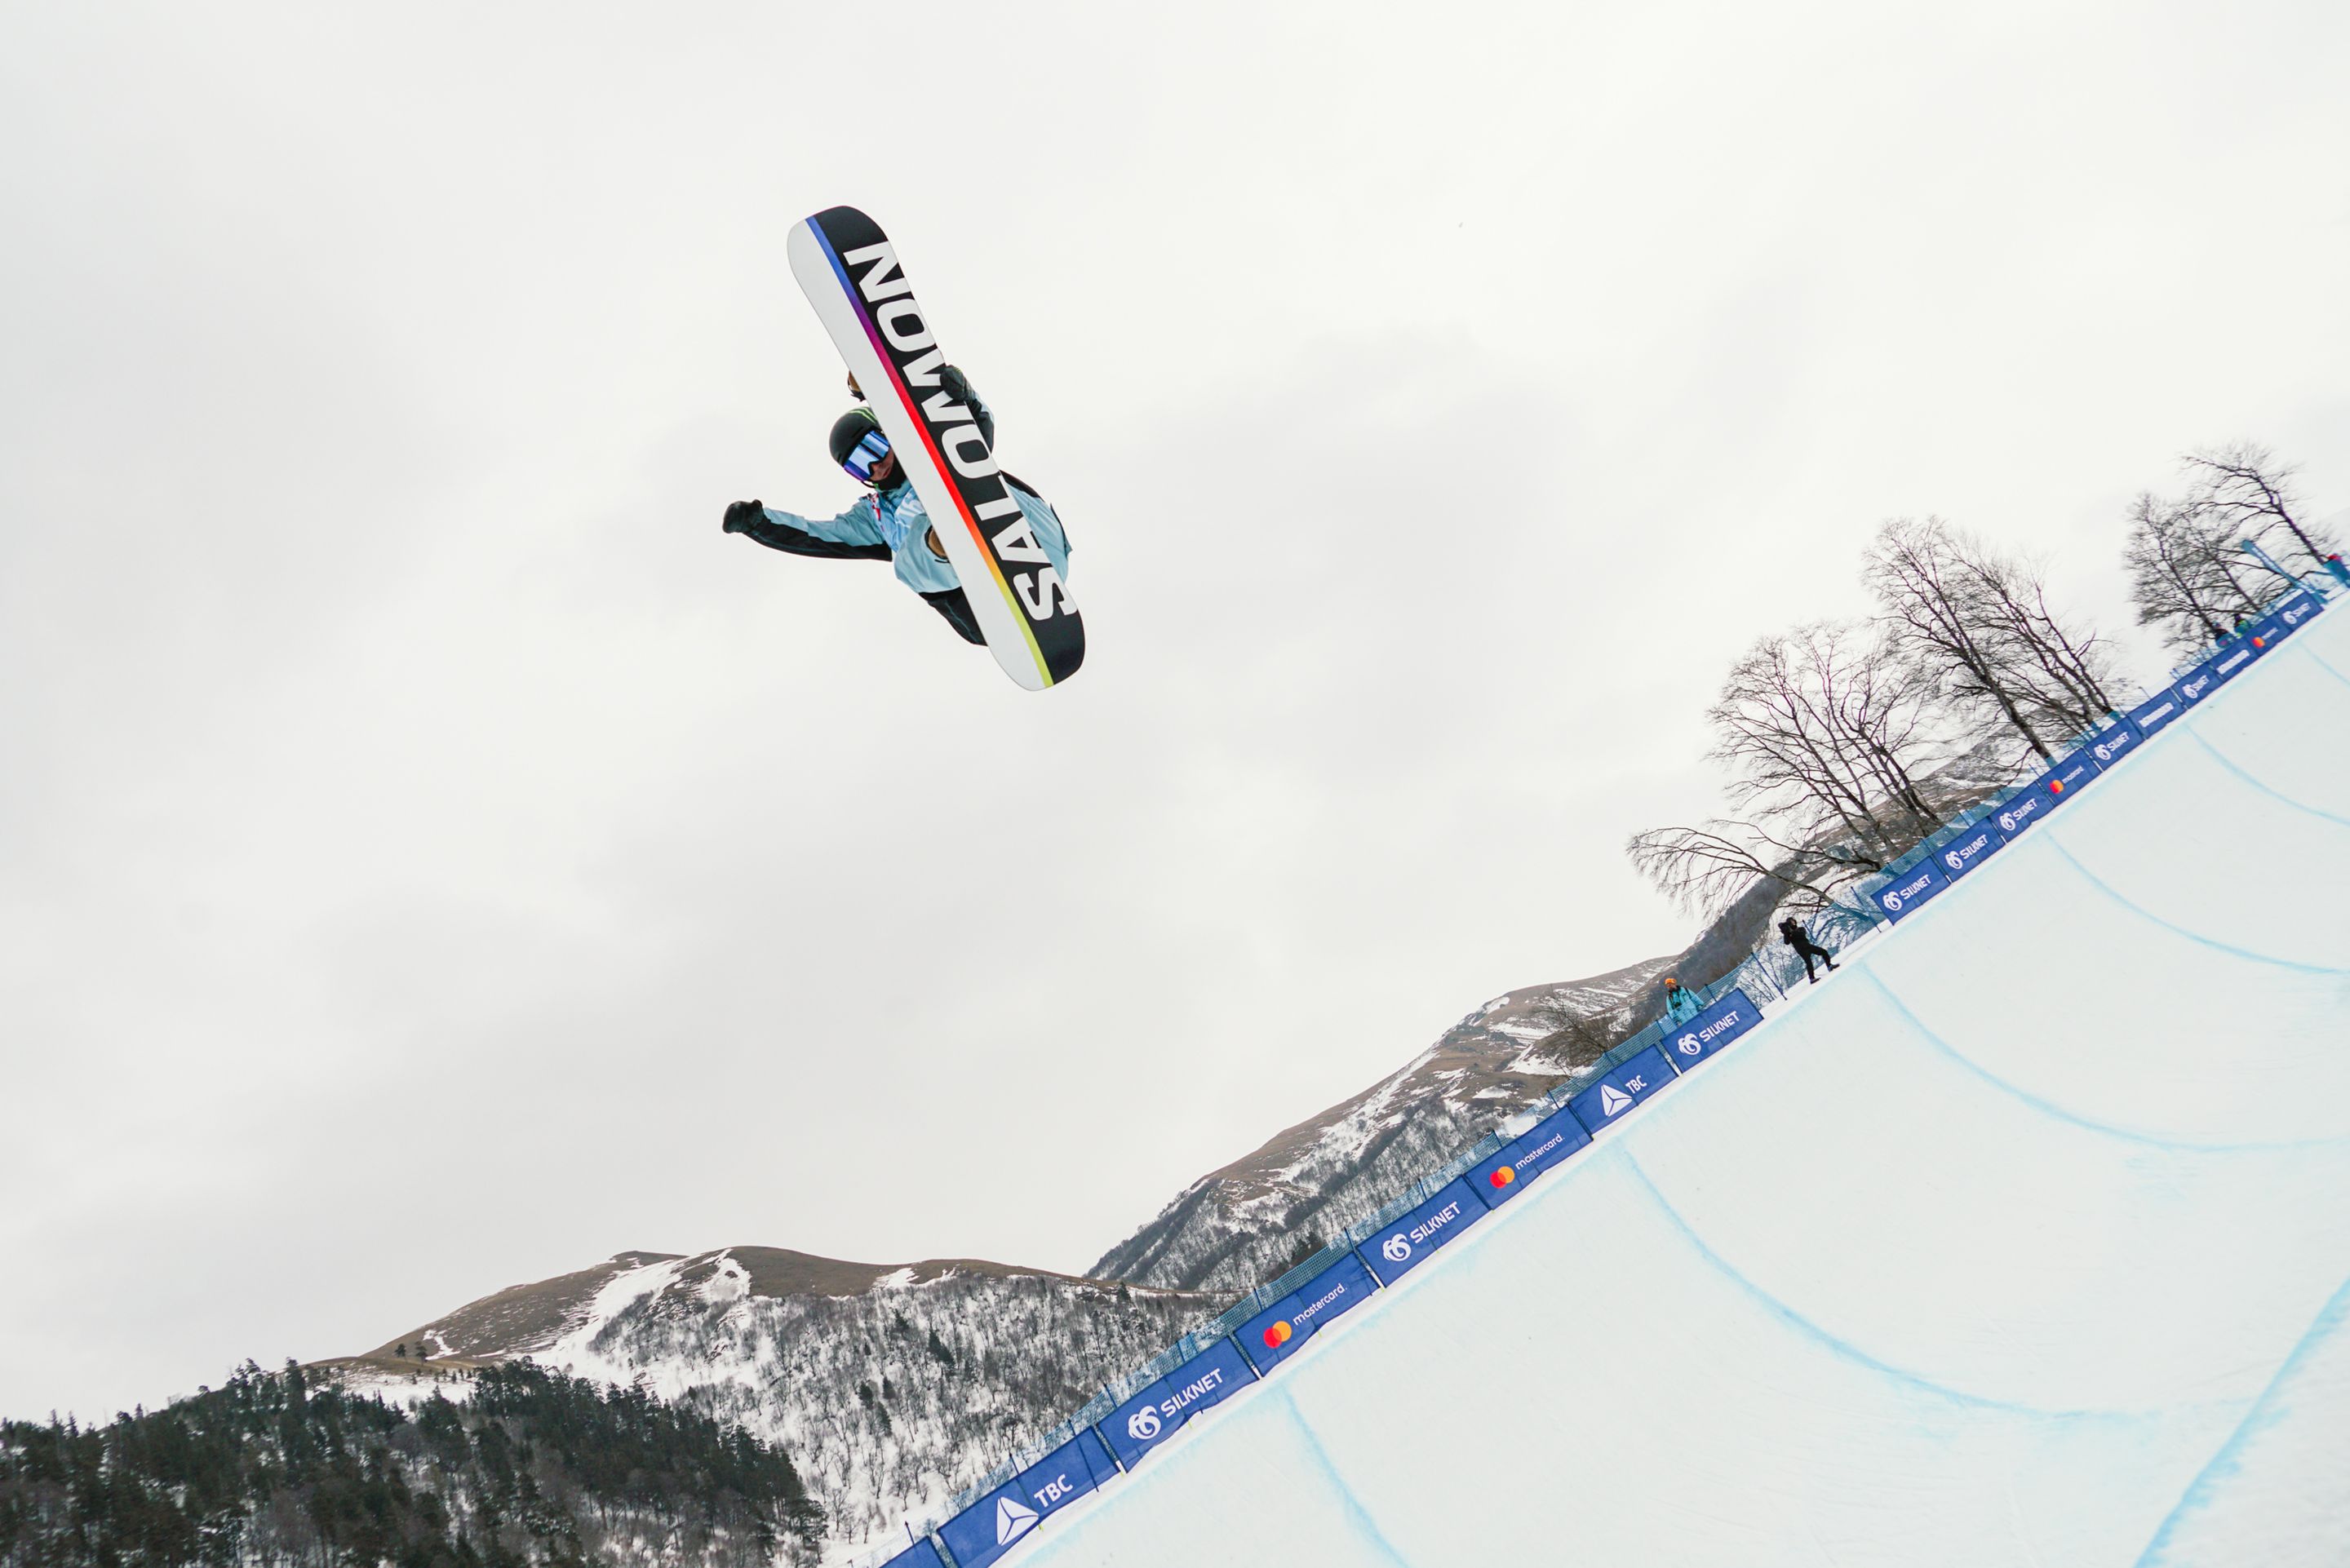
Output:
[760, 481, 1071, 599]
[1663, 985, 1701, 1024]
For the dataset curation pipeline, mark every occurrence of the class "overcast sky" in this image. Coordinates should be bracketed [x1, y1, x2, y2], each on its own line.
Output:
[5, 0, 2347, 1421]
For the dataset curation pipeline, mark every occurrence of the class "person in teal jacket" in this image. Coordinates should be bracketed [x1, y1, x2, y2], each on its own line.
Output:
[1661, 977, 1701, 1025]
[721, 366, 1071, 645]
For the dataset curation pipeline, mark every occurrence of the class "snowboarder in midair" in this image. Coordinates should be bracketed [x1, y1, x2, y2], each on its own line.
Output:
[722, 366, 1072, 645]
[1779, 917, 1839, 984]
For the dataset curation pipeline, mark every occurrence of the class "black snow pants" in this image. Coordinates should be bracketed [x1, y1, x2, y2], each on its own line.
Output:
[1789, 935, 1837, 982]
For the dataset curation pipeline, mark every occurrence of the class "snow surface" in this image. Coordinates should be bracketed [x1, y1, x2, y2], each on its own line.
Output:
[996, 605, 2350, 1567]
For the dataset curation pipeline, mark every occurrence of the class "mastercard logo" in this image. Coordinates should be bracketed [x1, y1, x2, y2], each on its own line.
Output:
[1488, 1166, 1516, 1189]
[1262, 1320, 1294, 1349]
[2048, 778, 2066, 795]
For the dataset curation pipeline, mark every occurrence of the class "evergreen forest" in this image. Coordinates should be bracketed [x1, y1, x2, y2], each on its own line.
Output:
[0, 1362, 825, 1568]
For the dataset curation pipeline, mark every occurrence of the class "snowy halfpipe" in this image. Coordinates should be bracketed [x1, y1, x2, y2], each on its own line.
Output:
[952, 600, 2350, 1568]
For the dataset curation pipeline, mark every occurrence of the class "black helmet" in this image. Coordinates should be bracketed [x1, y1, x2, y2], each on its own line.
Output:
[828, 407, 881, 467]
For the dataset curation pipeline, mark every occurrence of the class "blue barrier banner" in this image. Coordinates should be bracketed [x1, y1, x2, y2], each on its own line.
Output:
[2082, 717, 2142, 772]
[2131, 688, 2186, 737]
[1363, 1176, 1484, 1286]
[1101, 1336, 1255, 1469]
[1472, 1105, 1591, 1208]
[1570, 1045, 1675, 1134]
[1873, 857, 1951, 920]
[2208, 640, 2259, 688]
[2272, 590, 2321, 639]
[938, 1429, 1119, 1568]
[1992, 782, 2050, 839]
[2046, 746, 2102, 800]
[1239, 1251, 1378, 1375]
[1661, 987, 1762, 1070]
[1934, 817, 2006, 881]
[2175, 658, 2224, 707]
[880, 1539, 947, 1568]
[1998, 746, 2101, 839]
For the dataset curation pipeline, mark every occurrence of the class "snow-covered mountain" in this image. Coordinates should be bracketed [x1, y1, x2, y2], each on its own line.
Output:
[323, 1248, 1226, 1563]
[323, 901, 1790, 1563]
[1086, 873, 1799, 1295]
[1082, 958, 1672, 1294]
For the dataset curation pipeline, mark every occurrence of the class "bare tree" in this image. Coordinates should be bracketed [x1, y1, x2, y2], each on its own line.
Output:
[1864, 517, 2120, 763]
[2122, 489, 2266, 653]
[2184, 441, 2340, 571]
[1628, 620, 1954, 916]
[1625, 826, 1869, 919]
[1517, 994, 1625, 1071]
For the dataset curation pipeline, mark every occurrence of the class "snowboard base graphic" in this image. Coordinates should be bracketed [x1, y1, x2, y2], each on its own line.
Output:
[787, 206, 1084, 691]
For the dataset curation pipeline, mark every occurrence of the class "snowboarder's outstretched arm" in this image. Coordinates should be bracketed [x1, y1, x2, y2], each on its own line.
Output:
[721, 498, 892, 561]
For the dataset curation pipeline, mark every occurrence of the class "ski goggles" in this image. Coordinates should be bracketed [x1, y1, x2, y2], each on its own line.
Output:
[842, 428, 892, 482]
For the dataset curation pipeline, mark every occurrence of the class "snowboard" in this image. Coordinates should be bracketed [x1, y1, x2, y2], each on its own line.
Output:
[786, 206, 1084, 691]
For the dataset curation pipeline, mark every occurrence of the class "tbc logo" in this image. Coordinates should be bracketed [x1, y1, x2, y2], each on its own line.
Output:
[1598, 1083, 1634, 1117]
[1125, 1406, 1162, 1443]
[1675, 1031, 1701, 1056]
[1381, 1234, 1412, 1263]
[995, 1496, 1039, 1547]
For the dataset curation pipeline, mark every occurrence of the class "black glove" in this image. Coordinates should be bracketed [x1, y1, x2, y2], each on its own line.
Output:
[938, 365, 994, 449]
[722, 499, 764, 534]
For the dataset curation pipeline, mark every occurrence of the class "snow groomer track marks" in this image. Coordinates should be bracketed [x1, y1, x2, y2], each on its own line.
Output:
[942, 600, 2350, 1567]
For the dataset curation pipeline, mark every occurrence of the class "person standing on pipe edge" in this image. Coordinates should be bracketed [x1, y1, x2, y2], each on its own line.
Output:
[721, 365, 1073, 646]
[1779, 918, 1840, 984]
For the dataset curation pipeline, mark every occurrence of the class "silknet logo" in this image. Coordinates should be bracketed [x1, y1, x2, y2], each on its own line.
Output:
[1675, 1031, 1701, 1056]
[1381, 1234, 1412, 1263]
[1882, 867, 1936, 910]
[1126, 1406, 1162, 1442]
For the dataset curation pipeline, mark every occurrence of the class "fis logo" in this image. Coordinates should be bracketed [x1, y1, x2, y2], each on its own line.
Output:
[1125, 1406, 1162, 1442]
[840, 238, 1076, 627]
